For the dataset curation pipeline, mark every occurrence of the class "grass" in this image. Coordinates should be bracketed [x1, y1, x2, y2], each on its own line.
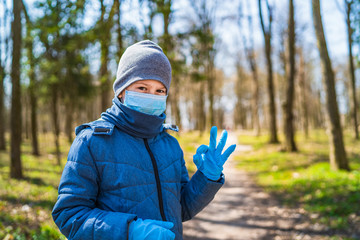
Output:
[235, 129, 360, 232]
[0, 133, 68, 240]
[2, 128, 359, 239]
[0, 130, 211, 239]
[170, 130, 211, 174]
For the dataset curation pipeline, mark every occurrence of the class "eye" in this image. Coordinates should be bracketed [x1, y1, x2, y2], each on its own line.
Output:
[156, 89, 166, 94]
[138, 87, 147, 91]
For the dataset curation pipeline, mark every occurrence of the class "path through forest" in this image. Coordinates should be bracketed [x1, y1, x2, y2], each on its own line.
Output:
[182, 132, 339, 240]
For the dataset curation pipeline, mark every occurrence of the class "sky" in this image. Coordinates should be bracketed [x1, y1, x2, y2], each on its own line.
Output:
[1, 0, 356, 115]
[6, 0, 351, 69]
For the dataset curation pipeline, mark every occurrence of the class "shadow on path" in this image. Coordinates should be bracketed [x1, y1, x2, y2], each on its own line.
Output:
[183, 132, 344, 240]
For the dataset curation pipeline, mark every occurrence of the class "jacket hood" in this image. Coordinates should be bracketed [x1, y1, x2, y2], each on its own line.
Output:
[101, 97, 166, 139]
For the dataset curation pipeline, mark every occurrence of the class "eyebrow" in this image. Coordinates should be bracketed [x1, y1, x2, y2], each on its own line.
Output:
[134, 82, 166, 89]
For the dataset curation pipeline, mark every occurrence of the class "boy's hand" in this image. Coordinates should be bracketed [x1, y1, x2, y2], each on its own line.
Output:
[193, 126, 236, 181]
[129, 218, 175, 240]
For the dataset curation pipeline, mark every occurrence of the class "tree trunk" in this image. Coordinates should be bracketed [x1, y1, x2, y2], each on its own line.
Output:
[65, 100, 73, 143]
[10, 0, 23, 179]
[240, 0, 260, 135]
[99, 0, 114, 111]
[158, 0, 182, 128]
[258, 0, 279, 143]
[114, 0, 124, 59]
[207, 58, 215, 128]
[298, 49, 309, 138]
[250, 63, 260, 136]
[284, 0, 297, 151]
[23, 93, 29, 140]
[0, 63, 5, 151]
[51, 86, 61, 166]
[196, 82, 206, 132]
[312, 0, 349, 171]
[234, 62, 248, 129]
[26, 24, 39, 155]
[170, 77, 182, 128]
[345, 1, 359, 139]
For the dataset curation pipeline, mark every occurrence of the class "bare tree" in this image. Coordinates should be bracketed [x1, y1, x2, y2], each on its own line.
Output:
[298, 48, 309, 138]
[238, 0, 260, 135]
[10, 0, 23, 178]
[336, 0, 359, 139]
[312, 0, 349, 171]
[0, 0, 8, 151]
[189, 0, 217, 130]
[284, 0, 297, 151]
[258, 0, 279, 143]
[99, 0, 117, 111]
[22, 0, 39, 155]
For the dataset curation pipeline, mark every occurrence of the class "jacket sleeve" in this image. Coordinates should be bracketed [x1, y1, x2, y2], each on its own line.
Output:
[52, 133, 137, 240]
[179, 154, 224, 222]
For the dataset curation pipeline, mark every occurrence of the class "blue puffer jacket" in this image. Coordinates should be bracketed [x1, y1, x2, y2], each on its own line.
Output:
[52, 97, 224, 240]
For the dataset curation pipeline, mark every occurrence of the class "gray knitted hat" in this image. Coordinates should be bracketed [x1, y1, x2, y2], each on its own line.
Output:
[113, 40, 172, 97]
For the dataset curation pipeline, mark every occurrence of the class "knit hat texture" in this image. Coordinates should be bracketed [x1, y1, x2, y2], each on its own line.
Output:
[113, 40, 172, 97]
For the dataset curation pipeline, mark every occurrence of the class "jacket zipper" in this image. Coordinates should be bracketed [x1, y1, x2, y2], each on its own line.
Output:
[143, 138, 167, 221]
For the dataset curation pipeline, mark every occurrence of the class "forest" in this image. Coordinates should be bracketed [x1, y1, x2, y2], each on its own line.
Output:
[0, 0, 360, 239]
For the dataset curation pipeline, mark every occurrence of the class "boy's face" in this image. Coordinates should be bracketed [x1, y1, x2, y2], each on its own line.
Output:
[118, 79, 167, 99]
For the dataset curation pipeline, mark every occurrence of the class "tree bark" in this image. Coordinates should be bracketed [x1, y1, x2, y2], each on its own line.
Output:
[114, 0, 124, 59]
[312, 0, 349, 171]
[284, 0, 297, 151]
[25, 19, 39, 156]
[99, 0, 116, 111]
[158, 0, 182, 128]
[298, 49, 309, 138]
[0, 61, 5, 151]
[207, 56, 215, 127]
[51, 86, 61, 166]
[0, 2, 5, 151]
[345, 1, 359, 139]
[10, 0, 23, 179]
[258, 0, 279, 143]
[240, 0, 260, 135]
[196, 82, 206, 132]
[65, 100, 73, 143]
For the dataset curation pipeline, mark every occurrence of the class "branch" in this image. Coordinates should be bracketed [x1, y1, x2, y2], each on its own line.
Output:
[258, 0, 266, 35]
[334, 0, 344, 13]
[266, 0, 273, 37]
[20, 0, 31, 25]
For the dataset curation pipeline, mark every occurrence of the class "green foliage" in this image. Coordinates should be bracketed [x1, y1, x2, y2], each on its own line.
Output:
[0, 134, 70, 239]
[34, 0, 95, 102]
[235, 130, 360, 231]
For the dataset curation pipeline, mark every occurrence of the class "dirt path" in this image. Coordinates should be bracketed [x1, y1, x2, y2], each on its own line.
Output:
[182, 132, 336, 240]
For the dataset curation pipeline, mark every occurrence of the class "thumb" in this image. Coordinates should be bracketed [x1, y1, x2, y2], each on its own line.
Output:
[196, 144, 209, 155]
[193, 145, 208, 167]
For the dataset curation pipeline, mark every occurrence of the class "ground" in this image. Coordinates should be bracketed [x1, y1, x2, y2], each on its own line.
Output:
[182, 133, 346, 240]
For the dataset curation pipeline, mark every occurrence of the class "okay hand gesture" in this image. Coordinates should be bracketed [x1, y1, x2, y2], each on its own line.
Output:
[193, 126, 236, 181]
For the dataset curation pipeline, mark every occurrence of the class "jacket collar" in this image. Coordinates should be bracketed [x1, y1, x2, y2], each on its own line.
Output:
[101, 97, 165, 139]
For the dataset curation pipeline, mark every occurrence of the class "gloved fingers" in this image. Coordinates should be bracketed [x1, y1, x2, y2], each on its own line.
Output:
[193, 145, 209, 169]
[209, 126, 218, 151]
[196, 144, 209, 155]
[194, 144, 208, 167]
[152, 220, 174, 229]
[160, 228, 176, 240]
[193, 153, 202, 167]
[219, 144, 237, 166]
[216, 130, 228, 154]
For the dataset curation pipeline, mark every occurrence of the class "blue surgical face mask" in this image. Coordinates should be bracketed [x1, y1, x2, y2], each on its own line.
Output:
[123, 90, 167, 116]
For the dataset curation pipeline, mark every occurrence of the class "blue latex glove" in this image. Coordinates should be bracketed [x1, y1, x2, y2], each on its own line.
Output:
[128, 218, 175, 240]
[193, 126, 236, 181]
